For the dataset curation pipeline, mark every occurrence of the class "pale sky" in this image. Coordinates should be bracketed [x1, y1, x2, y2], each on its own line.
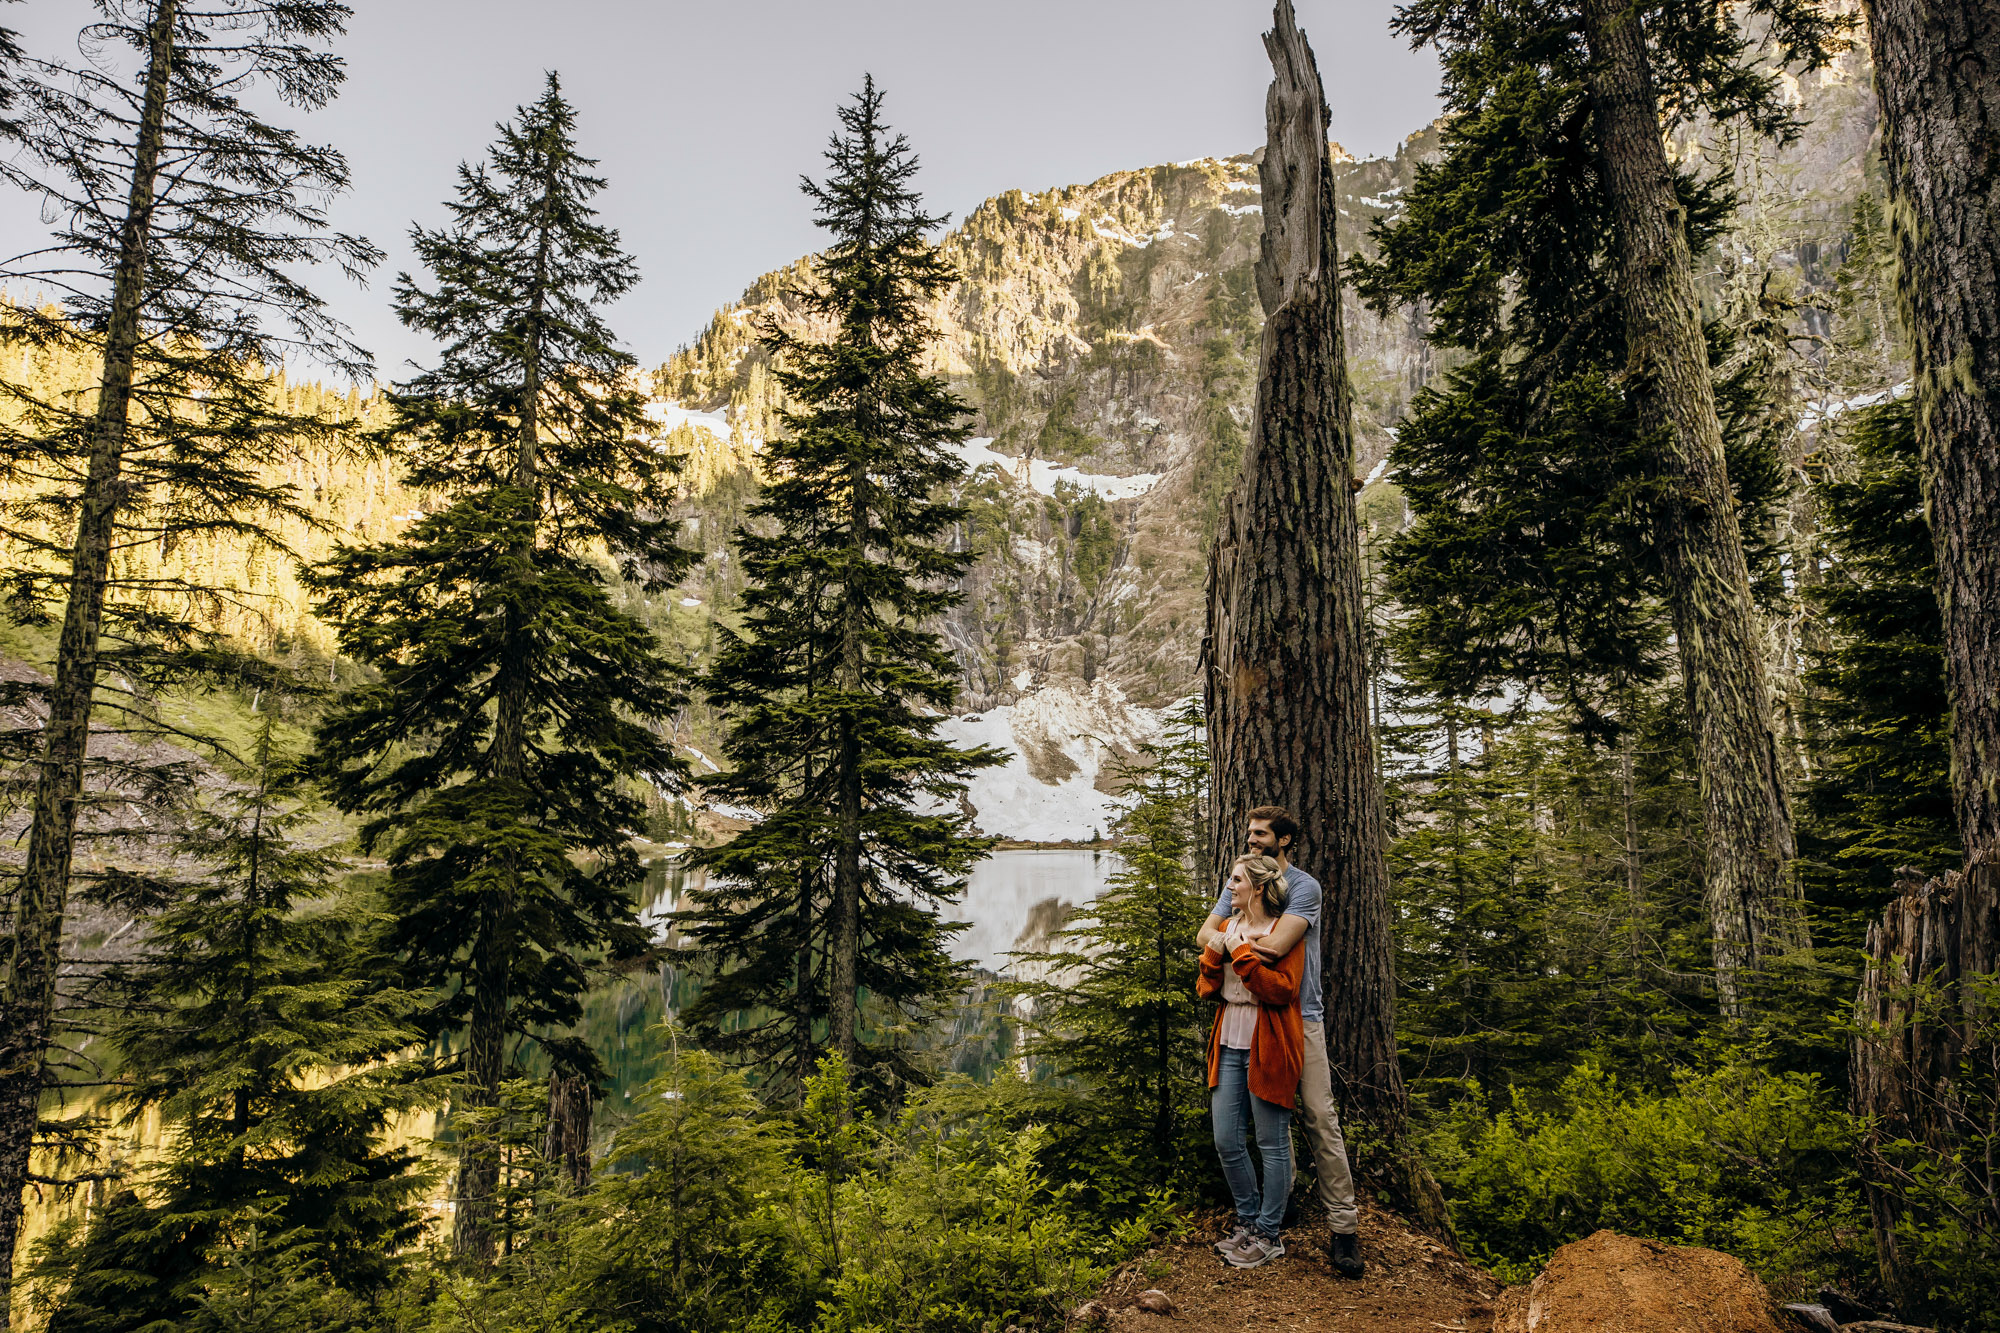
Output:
[2, 1, 1442, 384]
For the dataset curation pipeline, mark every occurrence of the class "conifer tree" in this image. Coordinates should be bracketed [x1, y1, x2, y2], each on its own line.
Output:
[309, 75, 691, 1261]
[30, 716, 435, 1329]
[1005, 700, 1212, 1197]
[1798, 399, 1957, 948]
[674, 78, 999, 1098]
[0, 4, 376, 1318]
[1357, 0, 1846, 1009]
[1385, 701, 1569, 1096]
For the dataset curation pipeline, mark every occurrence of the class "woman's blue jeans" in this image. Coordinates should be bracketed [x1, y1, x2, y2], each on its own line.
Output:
[1211, 1045, 1293, 1239]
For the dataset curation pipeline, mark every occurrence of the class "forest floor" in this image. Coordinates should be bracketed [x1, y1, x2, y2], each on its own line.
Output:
[1091, 1200, 1506, 1333]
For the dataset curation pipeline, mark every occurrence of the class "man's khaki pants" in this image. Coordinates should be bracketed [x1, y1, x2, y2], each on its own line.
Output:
[1297, 1020, 1360, 1234]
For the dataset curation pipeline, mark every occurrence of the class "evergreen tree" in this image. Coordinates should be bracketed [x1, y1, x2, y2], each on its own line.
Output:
[1004, 700, 1212, 1200]
[1824, 187, 1904, 391]
[30, 716, 435, 1331]
[1798, 398, 1957, 948]
[1353, 0, 1845, 1007]
[309, 75, 692, 1260]
[0, 3, 377, 1316]
[1386, 701, 1570, 1096]
[674, 78, 1000, 1099]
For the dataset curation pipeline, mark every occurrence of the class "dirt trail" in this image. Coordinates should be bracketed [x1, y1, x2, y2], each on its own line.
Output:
[1093, 1203, 1505, 1333]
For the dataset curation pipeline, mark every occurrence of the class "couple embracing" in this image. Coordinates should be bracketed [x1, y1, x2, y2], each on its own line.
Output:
[1195, 806, 1365, 1277]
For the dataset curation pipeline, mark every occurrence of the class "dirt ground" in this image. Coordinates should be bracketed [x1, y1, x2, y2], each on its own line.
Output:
[1090, 1201, 1507, 1333]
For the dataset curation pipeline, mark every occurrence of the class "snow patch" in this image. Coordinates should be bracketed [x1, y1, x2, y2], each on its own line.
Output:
[952, 437, 1163, 501]
[648, 400, 764, 452]
[1091, 217, 1178, 249]
[934, 682, 1163, 843]
[1798, 382, 1912, 431]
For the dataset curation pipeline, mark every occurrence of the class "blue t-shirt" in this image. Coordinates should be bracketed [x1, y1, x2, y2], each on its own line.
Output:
[1212, 864, 1323, 1023]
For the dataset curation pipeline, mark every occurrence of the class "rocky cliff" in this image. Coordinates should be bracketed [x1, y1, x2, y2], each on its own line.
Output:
[650, 42, 1885, 839]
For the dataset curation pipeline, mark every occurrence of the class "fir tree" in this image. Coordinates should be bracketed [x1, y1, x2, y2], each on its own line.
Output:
[1004, 700, 1212, 1200]
[674, 78, 1000, 1100]
[0, 3, 377, 1315]
[1798, 399, 1957, 948]
[1353, 0, 1843, 1005]
[309, 75, 692, 1261]
[31, 716, 435, 1330]
[1386, 701, 1568, 1097]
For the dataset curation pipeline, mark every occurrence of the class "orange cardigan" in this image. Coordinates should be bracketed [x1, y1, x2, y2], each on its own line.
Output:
[1198, 936, 1305, 1106]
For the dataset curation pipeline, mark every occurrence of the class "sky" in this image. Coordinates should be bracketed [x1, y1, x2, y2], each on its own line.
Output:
[2, 1, 1443, 386]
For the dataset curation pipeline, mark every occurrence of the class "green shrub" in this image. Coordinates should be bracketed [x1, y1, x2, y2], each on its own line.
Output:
[776, 1057, 1160, 1333]
[397, 1044, 1153, 1333]
[1424, 1061, 1874, 1293]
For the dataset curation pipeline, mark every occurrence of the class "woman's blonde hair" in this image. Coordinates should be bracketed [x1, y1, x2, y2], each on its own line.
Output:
[1232, 853, 1289, 918]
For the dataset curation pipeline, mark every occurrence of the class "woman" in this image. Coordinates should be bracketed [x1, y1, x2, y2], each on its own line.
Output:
[1198, 852, 1304, 1269]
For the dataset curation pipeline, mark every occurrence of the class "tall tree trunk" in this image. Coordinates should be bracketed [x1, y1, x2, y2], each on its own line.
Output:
[1863, 0, 2000, 891]
[0, 5, 177, 1321]
[456, 144, 555, 1265]
[540, 1072, 593, 1194]
[829, 453, 867, 1068]
[1203, 0, 1450, 1235]
[1580, 0, 1804, 1013]
[1623, 742, 1644, 966]
[1853, 0, 2000, 1305]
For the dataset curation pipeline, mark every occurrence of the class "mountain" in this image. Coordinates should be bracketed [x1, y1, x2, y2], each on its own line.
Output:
[649, 34, 1884, 838]
[0, 31, 1888, 842]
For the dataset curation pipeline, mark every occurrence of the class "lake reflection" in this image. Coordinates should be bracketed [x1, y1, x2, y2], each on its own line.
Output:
[640, 848, 1123, 975]
[945, 848, 1123, 973]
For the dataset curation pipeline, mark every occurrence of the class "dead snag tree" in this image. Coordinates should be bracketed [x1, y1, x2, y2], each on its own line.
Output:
[1851, 0, 2000, 1309]
[1204, 0, 1449, 1234]
[1579, 0, 1805, 1011]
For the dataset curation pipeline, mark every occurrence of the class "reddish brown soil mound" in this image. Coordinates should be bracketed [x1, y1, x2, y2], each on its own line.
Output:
[1493, 1231, 1791, 1333]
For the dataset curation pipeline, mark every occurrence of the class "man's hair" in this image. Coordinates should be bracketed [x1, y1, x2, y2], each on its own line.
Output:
[1247, 805, 1300, 848]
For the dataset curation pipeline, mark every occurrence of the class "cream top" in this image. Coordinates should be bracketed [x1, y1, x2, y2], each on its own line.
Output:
[1218, 917, 1275, 1050]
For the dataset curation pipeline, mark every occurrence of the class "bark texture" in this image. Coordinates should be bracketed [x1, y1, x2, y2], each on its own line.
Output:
[0, 5, 177, 1321]
[1863, 0, 2000, 877]
[1203, 0, 1450, 1237]
[541, 1072, 594, 1195]
[1852, 867, 2000, 1308]
[829, 453, 866, 1068]
[1581, 0, 1803, 1012]
[1854, 0, 2000, 1304]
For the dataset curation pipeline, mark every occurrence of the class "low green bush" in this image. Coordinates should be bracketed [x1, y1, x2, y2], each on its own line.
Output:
[402, 1040, 1158, 1333]
[1422, 1060, 1875, 1294]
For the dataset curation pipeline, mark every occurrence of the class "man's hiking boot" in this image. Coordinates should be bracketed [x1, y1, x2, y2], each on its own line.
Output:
[1214, 1225, 1254, 1260]
[1328, 1230, 1364, 1279]
[1226, 1234, 1285, 1269]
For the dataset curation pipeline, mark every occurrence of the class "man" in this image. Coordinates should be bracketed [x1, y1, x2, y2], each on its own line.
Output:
[1197, 805, 1364, 1279]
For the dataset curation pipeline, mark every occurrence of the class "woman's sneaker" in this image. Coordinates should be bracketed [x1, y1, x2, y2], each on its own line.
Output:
[1225, 1234, 1285, 1268]
[1214, 1224, 1255, 1259]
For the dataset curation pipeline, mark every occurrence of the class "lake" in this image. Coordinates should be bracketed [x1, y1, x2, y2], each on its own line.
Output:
[642, 847, 1124, 975]
[947, 847, 1125, 971]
